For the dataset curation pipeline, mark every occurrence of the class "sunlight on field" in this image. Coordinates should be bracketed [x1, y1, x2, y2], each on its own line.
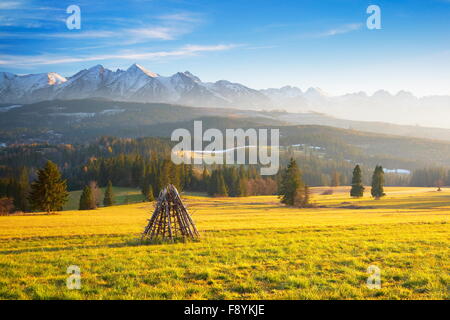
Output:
[0, 187, 448, 300]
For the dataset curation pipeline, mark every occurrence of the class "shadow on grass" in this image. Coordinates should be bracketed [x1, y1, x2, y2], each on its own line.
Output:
[0, 234, 201, 255]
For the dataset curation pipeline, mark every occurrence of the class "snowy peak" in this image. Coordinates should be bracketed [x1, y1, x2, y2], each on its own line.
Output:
[88, 64, 105, 72]
[372, 89, 392, 98]
[127, 63, 159, 78]
[47, 72, 67, 85]
[182, 71, 201, 82]
[304, 87, 329, 98]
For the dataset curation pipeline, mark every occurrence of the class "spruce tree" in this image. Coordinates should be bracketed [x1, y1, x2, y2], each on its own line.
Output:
[12, 167, 30, 212]
[278, 158, 306, 206]
[228, 167, 239, 197]
[79, 185, 96, 210]
[238, 166, 248, 197]
[350, 165, 365, 198]
[103, 180, 115, 207]
[216, 170, 228, 197]
[29, 161, 68, 213]
[202, 167, 209, 191]
[207, 170, 217, 196]
[371, 165, 386, 199]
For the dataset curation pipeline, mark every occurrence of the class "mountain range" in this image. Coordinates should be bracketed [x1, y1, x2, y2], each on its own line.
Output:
[0, 64, 269, 108]
[1, 63, 449, 128]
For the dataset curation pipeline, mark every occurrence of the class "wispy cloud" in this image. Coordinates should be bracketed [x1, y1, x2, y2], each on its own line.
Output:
[307, 23, 363, 38]
[157, 12, 202, 23]
[1, 10, 203, 41]
[245, 45, 278, 50]
[0, 44, 238, 66]
[0, 1, 23, 10]
[14, 25, 192, 42]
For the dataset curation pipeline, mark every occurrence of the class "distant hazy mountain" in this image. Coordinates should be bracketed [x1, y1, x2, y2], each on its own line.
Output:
[1, 63, 449, 128]
[261, 87, 450, 129]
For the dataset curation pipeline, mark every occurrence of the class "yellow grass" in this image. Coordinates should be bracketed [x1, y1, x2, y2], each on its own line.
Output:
[0, 187, 448, 299]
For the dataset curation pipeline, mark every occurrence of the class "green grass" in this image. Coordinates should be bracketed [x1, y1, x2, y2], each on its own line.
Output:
[64, 187, 144, 210]
[0, 187, 448, 300]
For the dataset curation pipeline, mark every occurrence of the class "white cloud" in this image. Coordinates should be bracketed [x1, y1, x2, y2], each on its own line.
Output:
[0, 1, 23, 10]
[157, 12, 201, 23]
[309, 23, 363, 38]
[0, 44, 237, 66]
[1, 10, 203, 41]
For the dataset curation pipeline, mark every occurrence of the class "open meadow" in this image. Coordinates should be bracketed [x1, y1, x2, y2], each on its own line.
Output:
[0, 187, 448, 300]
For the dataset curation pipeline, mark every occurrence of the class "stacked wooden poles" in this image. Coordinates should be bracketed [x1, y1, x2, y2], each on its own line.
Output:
[141, 184, 199, 242]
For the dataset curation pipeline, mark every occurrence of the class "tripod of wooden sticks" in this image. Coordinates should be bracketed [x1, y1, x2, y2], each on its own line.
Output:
[141, 184, 199, 242]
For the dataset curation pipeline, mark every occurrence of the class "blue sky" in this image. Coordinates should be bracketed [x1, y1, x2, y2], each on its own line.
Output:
[1, 0, 450, 95]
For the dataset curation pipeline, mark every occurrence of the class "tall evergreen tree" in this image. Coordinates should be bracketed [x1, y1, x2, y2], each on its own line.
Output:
[215, 170, 228, 197]
[201, 167, 209, 191]
[12, 167, 30, 212]
[371, 165, 386, 199]
[79, 185, 96, 210]
[28, 161, 68, 213]
[103, 180, 115, 207]
[350, 165, 365, 198]
[278, 158, 307, 206]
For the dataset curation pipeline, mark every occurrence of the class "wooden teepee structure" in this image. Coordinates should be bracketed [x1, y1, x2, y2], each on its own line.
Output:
[141, 184, 199, 242]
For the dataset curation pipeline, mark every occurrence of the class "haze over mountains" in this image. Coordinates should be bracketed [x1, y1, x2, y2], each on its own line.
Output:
[1, 63, 449, 129]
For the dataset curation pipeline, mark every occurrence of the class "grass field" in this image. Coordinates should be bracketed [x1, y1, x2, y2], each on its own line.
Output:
[64, 187, 144, 210]
[0, 187, 448, 300]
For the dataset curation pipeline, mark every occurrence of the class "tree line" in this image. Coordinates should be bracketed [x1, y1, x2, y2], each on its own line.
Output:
[0, 156, 400, 215]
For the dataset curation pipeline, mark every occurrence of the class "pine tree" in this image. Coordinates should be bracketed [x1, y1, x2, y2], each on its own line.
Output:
[13, 167, 30, 212]
[238, 166, 248, 197]
[202, 167, 209, 191]
[371, 165, 386, 200]
[28, 161, 68, 213]
[103, 180, 115, 207]
[228, 167, 239, 197]
[350, 165, 365, 198]
[278, 158, 306, 206]
[216, 170, 228, 197]
[79, 185, 96, 210]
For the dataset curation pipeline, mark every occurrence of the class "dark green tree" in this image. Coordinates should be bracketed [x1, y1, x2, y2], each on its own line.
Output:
[79, 185, 96, 210]
[216, 170, 228, 197]
[103, 180, 115, 207]
[371, 165, 386, 199]
[278, 158, 307, 206]
[201, 167, 209, 191]
[350, 165, 365, 198]
[13, 167, 30, 212]
[28, 161, 68, 213]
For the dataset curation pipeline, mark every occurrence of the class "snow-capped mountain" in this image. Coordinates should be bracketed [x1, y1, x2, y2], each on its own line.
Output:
[0, 71, 67, 103]
[0, 64, 270, 108]
[1, 63, 449, 128]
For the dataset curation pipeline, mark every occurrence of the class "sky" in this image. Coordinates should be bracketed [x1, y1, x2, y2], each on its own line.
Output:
[1, 0, 450, 96]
